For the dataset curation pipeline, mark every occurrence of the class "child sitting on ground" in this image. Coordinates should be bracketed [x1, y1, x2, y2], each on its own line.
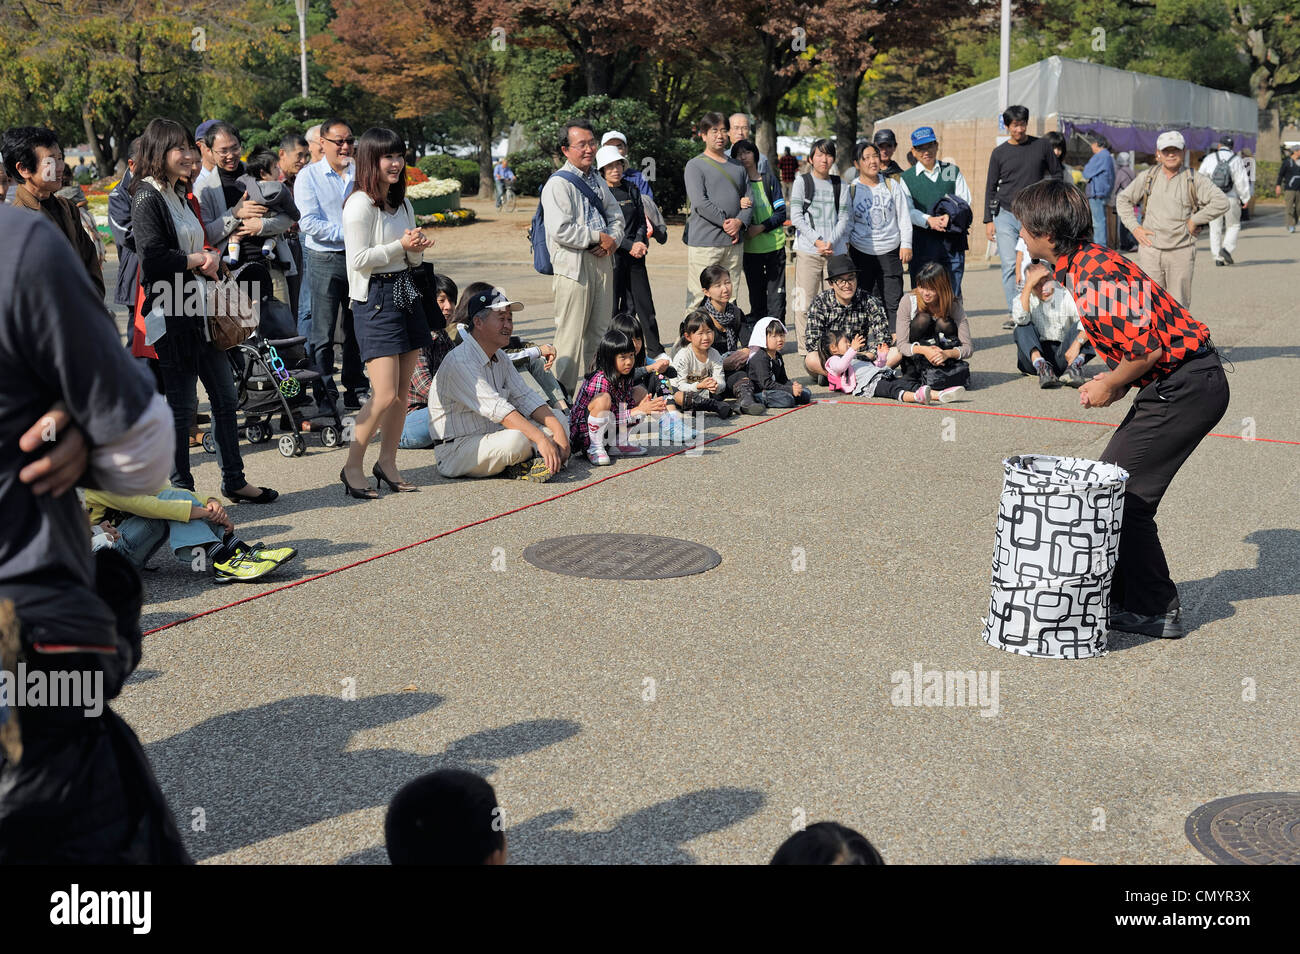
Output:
[1013, 262, 1093, 388]
[670, 310, 736, 419]
[229, 146, 299, 268]
[696, 264, 761, 407]
[569, 328, 667, 465]
[741, 318, 811, 413]
[84, 486, 296, 584]
[609, 312, 695, 443]
[821, 330, 965, 404]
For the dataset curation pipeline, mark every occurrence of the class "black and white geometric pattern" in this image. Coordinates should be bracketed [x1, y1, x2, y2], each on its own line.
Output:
[982, 455, 1129, 660]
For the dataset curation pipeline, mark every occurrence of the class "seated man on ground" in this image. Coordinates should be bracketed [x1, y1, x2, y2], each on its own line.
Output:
[802, 254, 891, 382]
[1013, 262, 1093, 388]
[84, 486, 297, 584]
[428, 287, 571, 482]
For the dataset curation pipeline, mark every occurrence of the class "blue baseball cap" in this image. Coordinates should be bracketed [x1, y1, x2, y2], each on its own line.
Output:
[195, 119, 222, 143]
[911, 126, 938, 147]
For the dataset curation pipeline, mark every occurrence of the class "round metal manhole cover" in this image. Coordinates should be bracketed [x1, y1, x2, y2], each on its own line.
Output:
[1185, 793, 1300, 865]
[523, 534, 721, 580]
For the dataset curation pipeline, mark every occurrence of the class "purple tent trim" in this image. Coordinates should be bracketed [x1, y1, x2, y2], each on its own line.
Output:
[1061, 120, 1256, 155]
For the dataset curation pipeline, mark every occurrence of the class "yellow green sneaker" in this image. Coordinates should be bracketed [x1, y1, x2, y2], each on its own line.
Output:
[251, 545, 297, 566]
[213, 551, 280, 584]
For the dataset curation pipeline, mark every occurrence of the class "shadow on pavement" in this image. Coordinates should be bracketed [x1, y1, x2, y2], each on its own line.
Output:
[142, 692, 580, 860]
[339, 786, 767, 865]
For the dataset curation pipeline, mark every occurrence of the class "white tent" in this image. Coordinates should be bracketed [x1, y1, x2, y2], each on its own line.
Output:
[879, 56, 1257, 155]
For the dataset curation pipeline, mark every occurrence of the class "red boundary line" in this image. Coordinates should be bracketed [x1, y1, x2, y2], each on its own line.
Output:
[144, 394, 1295, 635]
[141, 404, 814, 635]
[817, 399, 1300, 445]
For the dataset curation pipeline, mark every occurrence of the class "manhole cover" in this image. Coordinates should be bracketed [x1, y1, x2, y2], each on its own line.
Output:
[1184, 792, 1300, 865]
[523, 534, 721, 580]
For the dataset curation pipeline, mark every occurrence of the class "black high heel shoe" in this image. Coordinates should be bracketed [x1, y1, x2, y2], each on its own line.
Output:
[340, 468, 379, 499]
[372, 463, 419, 493]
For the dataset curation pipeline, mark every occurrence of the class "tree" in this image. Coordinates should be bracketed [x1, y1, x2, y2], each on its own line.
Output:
[0, 0, 293, 172]
[320, 0, 509, 197]
[510, 2, 645, 97]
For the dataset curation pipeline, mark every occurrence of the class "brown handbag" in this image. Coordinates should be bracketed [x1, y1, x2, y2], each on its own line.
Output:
[204, 264, 258, 350]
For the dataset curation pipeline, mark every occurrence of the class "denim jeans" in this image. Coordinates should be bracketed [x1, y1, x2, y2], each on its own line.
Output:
[399, 407, 435, 449]
[994, 207, 1022, 311]
[305, 248, 365, 413]
[1089, 197, 1108, 248]
[110, 489, 221, 569]
[1012, 322, 1095, 375]
[295, 238, 312, 339]
[160, 346, 245, 492]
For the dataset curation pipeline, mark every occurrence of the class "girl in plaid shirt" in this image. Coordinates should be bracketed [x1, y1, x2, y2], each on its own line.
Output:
[568, 328, 667, 465]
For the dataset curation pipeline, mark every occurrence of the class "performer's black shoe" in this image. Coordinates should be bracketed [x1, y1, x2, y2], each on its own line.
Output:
[1110, 607, 1185, 639]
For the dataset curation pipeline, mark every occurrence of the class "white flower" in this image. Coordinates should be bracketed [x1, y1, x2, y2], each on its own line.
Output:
[407, 178, 461, 199]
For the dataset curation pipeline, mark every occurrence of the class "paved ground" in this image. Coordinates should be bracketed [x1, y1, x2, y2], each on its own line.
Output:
[107, 201, 1299, 864]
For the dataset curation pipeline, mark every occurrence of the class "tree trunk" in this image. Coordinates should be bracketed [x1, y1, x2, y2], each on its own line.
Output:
[834, 69, 866, 176]
[478, 103, 495, 199]
[82, 108, 111, 174]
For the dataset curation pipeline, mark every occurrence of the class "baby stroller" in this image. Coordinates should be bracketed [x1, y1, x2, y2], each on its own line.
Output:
[201, 263, 343, 458]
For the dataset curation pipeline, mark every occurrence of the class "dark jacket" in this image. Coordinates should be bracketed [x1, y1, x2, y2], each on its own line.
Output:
[747, 348, 793, 395]
[129, 180, 208, 372]
[933, 194, 973, 253]
[611, 181, 648, 252]
[108, 170, 140, 308]
[11, 186, 106, 300]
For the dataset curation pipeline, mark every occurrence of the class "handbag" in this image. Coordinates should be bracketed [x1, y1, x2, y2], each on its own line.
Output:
[204, 264, 258, 351]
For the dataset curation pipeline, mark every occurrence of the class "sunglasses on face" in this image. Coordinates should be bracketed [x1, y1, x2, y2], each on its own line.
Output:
[323, 137, 356, 147]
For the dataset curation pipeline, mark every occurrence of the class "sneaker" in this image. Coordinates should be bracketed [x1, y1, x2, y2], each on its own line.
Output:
[913, 385, 932, 403]
[586, 445, 611, 466]
[1288, 226, 1296, 233]
[213, 551, 280, 584]
[503, 456, 554, 482]
[251, 545, 297, 566]
[1001, 319, 1016, 330]
[1110, 607, 1185, 640]
[1060, 365, 1086, 388]
[1037, 363, 1061, 389]
[1220, 249, 1234, 265]
[936, 385, 966, 403]
[610, 443, 647, 457]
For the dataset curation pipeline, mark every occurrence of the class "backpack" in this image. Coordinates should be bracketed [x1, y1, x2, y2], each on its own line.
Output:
[800, 172, 842, 230]
[528, 170, 609, 275]
[1209, 149, 1235, 192]
[1139, 167, 1201, 215]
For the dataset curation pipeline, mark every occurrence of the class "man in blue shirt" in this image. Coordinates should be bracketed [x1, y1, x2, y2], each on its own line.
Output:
[294, 117, 366, 413]
[493, 156, 515, 209]
[1083, 133, 1116, 248]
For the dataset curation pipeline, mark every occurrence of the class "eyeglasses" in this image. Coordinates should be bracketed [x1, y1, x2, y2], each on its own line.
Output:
[830, 276, 857, 286]
[322, 137, 356, 147]
[213, 146, 242, 157]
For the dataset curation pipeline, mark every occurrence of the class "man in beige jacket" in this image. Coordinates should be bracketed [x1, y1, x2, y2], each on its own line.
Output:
[1116, 130, 1228, 307]
[541, 119, 625, 393]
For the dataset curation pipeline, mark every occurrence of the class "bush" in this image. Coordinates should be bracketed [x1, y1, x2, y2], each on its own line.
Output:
[1255, 160, 1280, 198]
[507, 147, 555, 197]
[416, 155, 479, 195]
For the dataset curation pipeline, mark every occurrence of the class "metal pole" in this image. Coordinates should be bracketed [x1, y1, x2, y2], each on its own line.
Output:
[296, 0, 309, 99]
[999, 0, 1010, 117]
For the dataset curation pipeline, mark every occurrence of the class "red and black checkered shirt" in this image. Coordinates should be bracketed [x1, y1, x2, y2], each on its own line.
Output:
[1054, 243, 1210, 389]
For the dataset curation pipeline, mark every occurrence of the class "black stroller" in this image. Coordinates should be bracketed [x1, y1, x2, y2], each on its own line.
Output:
[201, 263, 343, 458]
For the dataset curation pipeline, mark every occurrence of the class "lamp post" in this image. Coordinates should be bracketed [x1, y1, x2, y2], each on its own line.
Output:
[998, 0, 1010, 121]
[296, 0, 309, 99]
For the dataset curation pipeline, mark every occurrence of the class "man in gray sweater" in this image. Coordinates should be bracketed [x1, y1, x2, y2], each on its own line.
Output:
[684, 112, 753, 311]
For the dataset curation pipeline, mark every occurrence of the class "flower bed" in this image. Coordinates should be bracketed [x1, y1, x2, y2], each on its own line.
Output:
[416, 208, 476, 228]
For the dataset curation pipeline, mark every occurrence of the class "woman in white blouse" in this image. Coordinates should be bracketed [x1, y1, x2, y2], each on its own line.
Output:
[339, 127, 433, 498]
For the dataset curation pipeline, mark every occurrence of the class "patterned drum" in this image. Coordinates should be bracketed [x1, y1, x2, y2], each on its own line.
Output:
[982, 455, 1129, 659]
